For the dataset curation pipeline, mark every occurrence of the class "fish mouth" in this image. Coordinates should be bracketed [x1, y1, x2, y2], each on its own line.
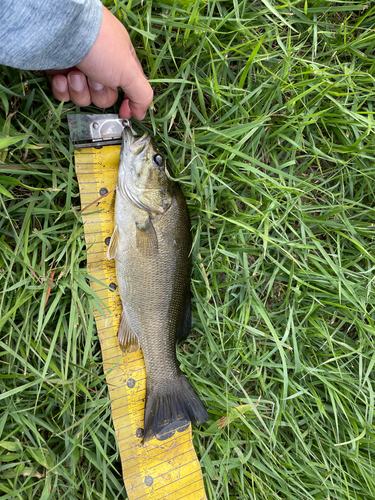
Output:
[129, 133, 151, 158]
[119, 128, 136, 168]
[119, 129, 150, 168]
[118, 129, 159, 213]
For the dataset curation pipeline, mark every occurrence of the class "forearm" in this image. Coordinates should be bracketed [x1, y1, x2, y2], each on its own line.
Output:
[0, 0, 102, 70]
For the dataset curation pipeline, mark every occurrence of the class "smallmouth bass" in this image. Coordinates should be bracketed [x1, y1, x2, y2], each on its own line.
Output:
[107, 127, 208, 441]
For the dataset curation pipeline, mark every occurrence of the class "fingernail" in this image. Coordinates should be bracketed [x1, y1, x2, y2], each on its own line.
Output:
[88, 79, 104, 91]
[54, 77, 67, 93]
[68, 74, 86, 91]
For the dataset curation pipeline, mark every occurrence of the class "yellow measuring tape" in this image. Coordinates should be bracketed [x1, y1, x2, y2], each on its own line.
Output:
[75, 145, 207, 500]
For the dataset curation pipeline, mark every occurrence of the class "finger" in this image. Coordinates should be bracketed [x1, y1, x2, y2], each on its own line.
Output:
[67, 70, 91, 107]
[119, 98, 132, 120]
[129, 44, 146, 76]
[46, 68, 74, 79]
[88, 79, 118, 108]
[50, 75, 70, 102]
[120, 58, 153, 120]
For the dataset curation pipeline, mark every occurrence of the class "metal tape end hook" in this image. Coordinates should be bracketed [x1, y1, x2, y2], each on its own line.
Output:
[122, 119, 138, 136]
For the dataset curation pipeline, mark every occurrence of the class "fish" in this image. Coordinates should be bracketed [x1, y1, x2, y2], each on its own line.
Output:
[107, 127, 209, 442]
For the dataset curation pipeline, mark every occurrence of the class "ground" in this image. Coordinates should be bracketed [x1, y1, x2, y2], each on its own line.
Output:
[1, 1, 375, 499]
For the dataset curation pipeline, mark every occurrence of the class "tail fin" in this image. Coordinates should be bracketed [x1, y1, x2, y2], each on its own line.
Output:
[143, 375, 209, 442]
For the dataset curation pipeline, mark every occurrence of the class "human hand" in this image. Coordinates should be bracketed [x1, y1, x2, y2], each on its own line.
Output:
[46, 5, 153, 120]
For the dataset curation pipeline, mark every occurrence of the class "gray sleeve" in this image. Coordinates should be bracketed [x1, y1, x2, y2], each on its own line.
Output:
[0, 0, 103, 70]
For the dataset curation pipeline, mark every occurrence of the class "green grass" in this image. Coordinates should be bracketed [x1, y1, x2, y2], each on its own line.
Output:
[1, 0, 375, 498]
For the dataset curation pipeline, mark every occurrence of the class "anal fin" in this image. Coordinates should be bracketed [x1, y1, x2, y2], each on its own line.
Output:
[118, 308, 140, 352]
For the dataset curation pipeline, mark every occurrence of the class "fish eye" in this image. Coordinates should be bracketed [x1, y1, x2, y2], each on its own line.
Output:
[153, 154, 163, 167]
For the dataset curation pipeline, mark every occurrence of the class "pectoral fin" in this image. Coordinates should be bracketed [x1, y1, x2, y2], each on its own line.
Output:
[118, 308, 140, 352]
[106, 225, 119, 260]
[136, 217, 158, 256]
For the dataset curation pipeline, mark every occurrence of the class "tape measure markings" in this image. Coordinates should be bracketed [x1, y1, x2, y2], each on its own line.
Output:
[97, 324, 120, 336]
[120, 437, 194, 463]
[107, 373, 145, 388]
[107, 373, 142, 388]
[111, 379, 145, 399]
[121, 433, 196, 462]
[83, 221, 113, 228]
[150, 458, 200, 483]
[112, 405, 143, 422]
[136, 468, 203, 499]
[85, 252, 108, 261]
[111, 398, 141, 414]
[109, 383, 144, 401]
[100, 341, 120, 354]
[122, 446, 197, 478]
[75, 145, 207, 500]
[179, 487, 206, 500]
[100, 352, 129, 364]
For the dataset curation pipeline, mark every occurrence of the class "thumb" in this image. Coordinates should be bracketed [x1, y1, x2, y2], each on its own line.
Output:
[119, 57, 153, 120]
